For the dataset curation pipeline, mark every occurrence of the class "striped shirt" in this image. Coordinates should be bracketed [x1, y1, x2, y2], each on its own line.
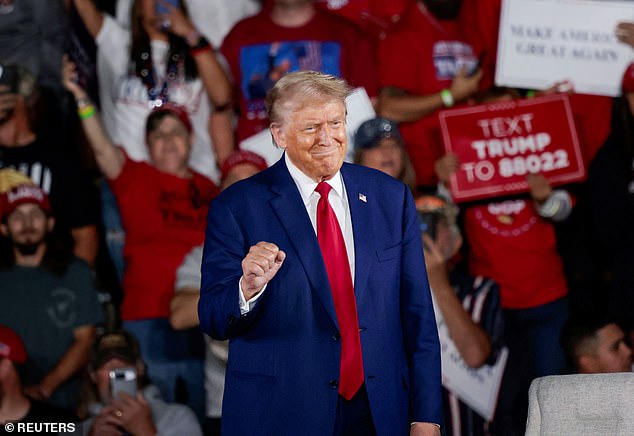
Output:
[442, 272, 504, 436]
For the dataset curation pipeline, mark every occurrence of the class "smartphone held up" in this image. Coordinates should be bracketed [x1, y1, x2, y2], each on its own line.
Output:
[109, 367, 137, 399]
[418, 211, 438, 242]
[0, 64, 19, 94]
[155, 0, 180, 16]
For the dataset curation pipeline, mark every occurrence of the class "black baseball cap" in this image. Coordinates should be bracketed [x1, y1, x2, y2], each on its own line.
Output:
[92, 330, 140, 368]
[354, 117, 403, 150]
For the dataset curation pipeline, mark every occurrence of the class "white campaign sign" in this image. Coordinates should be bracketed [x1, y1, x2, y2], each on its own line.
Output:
[239, 87, 376, 166]
[239, 128, 281, 167]
[496, 0, 634, 96]
[433, 295, 508, 422]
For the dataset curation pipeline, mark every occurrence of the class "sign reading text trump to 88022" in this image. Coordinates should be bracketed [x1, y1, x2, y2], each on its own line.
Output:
[439, 94, 585, 203]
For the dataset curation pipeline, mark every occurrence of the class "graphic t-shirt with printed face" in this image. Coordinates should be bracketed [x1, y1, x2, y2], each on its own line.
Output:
[464, 198, 568, 309]
[109, 154, 219, 320]
[222, 8, 378, 142]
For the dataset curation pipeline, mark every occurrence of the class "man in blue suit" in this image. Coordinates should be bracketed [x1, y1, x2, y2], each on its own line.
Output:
[199, 71, 442, 436]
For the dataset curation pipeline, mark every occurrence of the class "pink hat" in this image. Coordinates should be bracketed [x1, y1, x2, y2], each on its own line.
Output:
[0, 325, 27, 364]
[622, 63, 634, 94]
[0, 183, 51, 221]
[221, 150, 268, 180]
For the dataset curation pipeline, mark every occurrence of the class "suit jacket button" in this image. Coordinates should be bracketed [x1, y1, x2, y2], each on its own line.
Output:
[329, 380, 339, 389]
[332, 332, 340, 341]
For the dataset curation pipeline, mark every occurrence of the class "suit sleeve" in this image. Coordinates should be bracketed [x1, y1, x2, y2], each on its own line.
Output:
[198, 195, 264, 340]
[399, 187, 443, 425]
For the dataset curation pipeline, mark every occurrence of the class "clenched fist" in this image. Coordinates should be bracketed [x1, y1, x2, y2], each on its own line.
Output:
[241, 242, 286, 300]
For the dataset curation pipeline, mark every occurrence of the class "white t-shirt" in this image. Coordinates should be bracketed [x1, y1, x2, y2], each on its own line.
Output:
[96, 15, 219, 182]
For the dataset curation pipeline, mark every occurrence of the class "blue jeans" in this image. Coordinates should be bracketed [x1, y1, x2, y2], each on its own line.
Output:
[491, 297, 569, 436]
[101, 180, 125, 282]
[123, 318, 206, 424]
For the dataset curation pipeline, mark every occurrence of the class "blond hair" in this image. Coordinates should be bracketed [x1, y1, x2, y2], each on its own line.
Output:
[265, 71, 351, 125]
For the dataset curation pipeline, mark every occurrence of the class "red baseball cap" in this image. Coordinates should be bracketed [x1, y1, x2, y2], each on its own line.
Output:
[622, 63, 634, 94]
[221, 150, 268, 180]
[0, 183, 51, 221]
[148, 102, 193, 134]
[0, 325, 27, 364]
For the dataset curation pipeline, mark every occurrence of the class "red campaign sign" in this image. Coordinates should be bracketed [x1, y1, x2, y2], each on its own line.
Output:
[439, 94, 585, 203]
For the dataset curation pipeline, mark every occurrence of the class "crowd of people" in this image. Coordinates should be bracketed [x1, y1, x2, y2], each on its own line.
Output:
[1, 0, 634, 435]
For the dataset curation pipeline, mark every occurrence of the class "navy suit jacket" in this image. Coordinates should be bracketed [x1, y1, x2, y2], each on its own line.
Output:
[199, 157, 442, 435]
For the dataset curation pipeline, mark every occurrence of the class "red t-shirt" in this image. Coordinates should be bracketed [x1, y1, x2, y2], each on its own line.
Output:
[461, 0, 502, 82]
[314, 0, 414, 40]
[222, 8, 378, 142]
[110, 155, 219, 320]
[464, 198, 568, 309]
[379, 2, 492, 186]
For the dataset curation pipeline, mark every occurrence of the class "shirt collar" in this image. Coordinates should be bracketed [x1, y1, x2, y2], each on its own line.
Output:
[284, 153, 344, 206]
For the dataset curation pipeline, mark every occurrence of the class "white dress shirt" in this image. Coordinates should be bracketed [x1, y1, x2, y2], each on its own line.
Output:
[239, 154, 355, 313]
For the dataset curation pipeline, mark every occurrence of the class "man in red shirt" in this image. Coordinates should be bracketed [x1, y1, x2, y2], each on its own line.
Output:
[313, 0, 413, 40]
[378, 0, 494, 189]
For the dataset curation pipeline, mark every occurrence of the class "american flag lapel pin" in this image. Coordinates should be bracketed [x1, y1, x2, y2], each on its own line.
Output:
[358, 193, 367, 203]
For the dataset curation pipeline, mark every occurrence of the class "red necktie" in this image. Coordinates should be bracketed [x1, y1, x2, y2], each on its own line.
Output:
[315, 181, 364, 400]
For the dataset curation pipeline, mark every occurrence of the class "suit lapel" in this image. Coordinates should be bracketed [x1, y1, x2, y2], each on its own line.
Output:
[268, 158, 339, 328]
[341, 164, 372, 306]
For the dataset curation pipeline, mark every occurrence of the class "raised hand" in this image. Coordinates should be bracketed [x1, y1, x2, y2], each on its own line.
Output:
[109, 392, 157, 436]
[538, 80, 574, 97]
[434, 153, 459, 184]
[616, 22, 634, 49]
[88, 405, 126, 436]
[155, 0, 198, 44]
[0, 85, 18, 122]
[422, 233, 450, 294]
[241, 242, 286, 300]
[449, 65, 483, 103]
[61, 55, 86, 99]
[526, 173, 552, 204]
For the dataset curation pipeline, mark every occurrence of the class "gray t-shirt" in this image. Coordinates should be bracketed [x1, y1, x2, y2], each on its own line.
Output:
[0, 258, 104, 410]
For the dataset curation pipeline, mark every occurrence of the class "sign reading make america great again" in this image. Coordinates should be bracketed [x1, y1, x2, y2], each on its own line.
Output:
[495, 0, 634, 97]
[439, 94, 585, 203]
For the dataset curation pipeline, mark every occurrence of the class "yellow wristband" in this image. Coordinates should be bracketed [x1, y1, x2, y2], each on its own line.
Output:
[78, 105, 96, 120]
[440, 89, 454, 107]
